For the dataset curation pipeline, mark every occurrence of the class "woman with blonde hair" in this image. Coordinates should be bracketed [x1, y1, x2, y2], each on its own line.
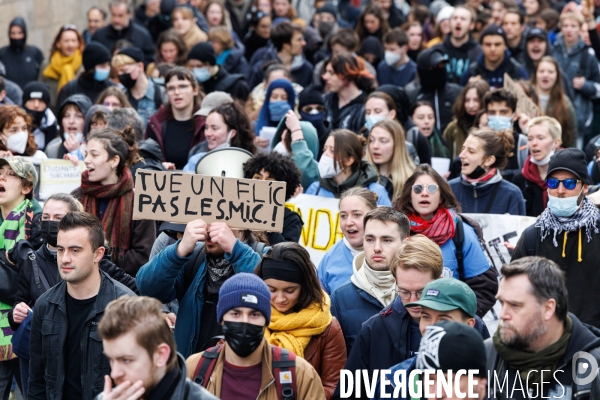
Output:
[208, 26, 249, 76]
[172, 6, 208, 51]
[366, 119, 416, 201]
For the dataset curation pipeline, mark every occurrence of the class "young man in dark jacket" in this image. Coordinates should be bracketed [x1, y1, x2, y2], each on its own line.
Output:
[502, 8, 527, 64]
[28, 212, 136, 400]
[512, 149, 600, 329]
[0, 17, 44, 90]
[489, 256, 600, 399]
[96, 296, 218, 400]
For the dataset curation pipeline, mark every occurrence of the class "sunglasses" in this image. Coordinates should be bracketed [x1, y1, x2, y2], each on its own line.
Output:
[412, 184, 439, 195]
[546, 178, 581, 190]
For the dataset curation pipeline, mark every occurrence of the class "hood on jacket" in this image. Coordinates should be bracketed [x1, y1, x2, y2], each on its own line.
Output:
[139, 138, 164, 160]
[58, 94, 93, 123]
[83, 104, 110, 136]
[352, 251, 365, 274]
[8, 17, 27, 52]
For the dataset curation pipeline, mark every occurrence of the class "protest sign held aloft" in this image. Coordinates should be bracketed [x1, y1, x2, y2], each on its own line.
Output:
[133, 170, 286, 232]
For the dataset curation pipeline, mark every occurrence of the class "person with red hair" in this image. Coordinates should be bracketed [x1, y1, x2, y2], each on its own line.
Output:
[0, 105, 47, 159]
[322, 52, 375, 134]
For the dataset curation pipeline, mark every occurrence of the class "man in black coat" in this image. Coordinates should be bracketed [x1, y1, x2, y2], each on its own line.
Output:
[92, 0, 155, 65]
[0, 17, 44, 90]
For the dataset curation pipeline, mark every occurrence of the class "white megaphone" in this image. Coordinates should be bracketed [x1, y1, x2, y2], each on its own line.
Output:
[194, 147, 254, 178]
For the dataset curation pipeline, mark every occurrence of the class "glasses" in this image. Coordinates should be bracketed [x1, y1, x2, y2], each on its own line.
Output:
[166, 84, 192, 93]
[103, 102, 121, 108]
[396, 288, 423, 301]
[412, 184, 439, 195]
[546, 178, 581, 190]
[301, 105, 324, 114]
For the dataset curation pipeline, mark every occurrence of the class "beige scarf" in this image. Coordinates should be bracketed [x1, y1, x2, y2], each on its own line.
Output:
[350, 252, 397, 307]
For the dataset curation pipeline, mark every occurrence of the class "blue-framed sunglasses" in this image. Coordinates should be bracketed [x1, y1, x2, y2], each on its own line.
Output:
[546, 178, 581, 190]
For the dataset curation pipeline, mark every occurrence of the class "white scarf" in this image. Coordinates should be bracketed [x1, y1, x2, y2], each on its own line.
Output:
[343, 238, 361, 257]
[350, 252, 397, 307]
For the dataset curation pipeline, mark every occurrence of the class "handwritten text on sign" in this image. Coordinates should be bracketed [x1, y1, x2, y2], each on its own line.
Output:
[133, 170, 286, 232]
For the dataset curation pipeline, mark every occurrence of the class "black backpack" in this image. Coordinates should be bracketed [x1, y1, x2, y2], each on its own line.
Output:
[452, 214, 495, 279]
[214, 74, 245, 93]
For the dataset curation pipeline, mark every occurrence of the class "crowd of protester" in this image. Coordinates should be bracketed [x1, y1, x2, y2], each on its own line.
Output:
[0, 0, 598, 398]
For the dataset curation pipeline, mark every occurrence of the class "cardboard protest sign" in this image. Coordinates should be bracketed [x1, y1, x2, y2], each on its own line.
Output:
[133, 170, 286, 232]
[39, 159, 85, 200]
[286, 194, 342, 265]
[504, 73, 540, 117]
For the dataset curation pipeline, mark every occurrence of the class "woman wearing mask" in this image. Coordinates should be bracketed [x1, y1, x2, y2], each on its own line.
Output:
[209, 26, 249, 76]
[244, 11, 273, 61]
[355, 3, 391, 42]
[449, 128, 526, 215]
[306, 129, 391, 205]
[366, 119, 415, 201]
[73, 128, 156, 275]
[8, 193, 137, 398]
[172, 6, 208, 52]
[318, 188, 377, 295]
[531, 56, 577, 147]
[411, 101, 451, 160]
[298, 86, 327, 156]
[45, 94, 92, 160]
[255, 79, 296, 149]
[394, 164, 498, 317]
[0, 106, 47, 160]
[443, 80, 490, 159]
[513, 117, 562, 217]
[184, 102, 257, 171]
[255, 242, 346, 400]
[40, 25, 84, 106]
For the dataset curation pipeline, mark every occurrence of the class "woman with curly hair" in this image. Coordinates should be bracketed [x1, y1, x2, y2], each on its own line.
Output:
[0, 105, 47, 159]
[355, 3, 391, 42]
[243, 151, 303, 244]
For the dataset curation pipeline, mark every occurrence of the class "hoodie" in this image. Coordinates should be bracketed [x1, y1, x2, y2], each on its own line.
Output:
[83, 104, 110, 136]
[45, 94, 92, 159]
[460, 49, 529, 88]
[0, 18, 44, 90]
[434, 35, 482, 84]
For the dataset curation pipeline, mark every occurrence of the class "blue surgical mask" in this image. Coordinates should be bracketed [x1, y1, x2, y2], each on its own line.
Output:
[547, 189, 583, 217]
[94, 67, 110, 82]
[487, 115, 513, 132]
[193, 67, 211, 83]
[268, 101, 291, 122]
[364, 115, 386, 131]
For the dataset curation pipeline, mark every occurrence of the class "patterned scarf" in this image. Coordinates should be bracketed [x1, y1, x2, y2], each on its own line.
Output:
[206, 256, 233, 294]
[536, 196, 600, 247]
[408, 207, 456, 246]
[80, 168, 134, 265]
[0, 199, 33, 251]
[462, 167, 498, 184]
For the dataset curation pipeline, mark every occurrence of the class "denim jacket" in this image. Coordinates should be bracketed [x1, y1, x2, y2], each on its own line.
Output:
[123, 81, 165, 128]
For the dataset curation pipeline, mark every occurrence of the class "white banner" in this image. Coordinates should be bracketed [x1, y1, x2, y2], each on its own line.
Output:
[39, 159, 84, 200]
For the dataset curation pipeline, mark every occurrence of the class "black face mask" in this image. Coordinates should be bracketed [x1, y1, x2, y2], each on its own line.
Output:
[299, 111, 325, 131]
[222, 321, 264, 358]
[318, 21, 336, 39]
[25, 108, 45, 127]
[118, 73, 137, 90]
[419, 66, 448, 92]
[9, 38, 25, 52]
[41, 220, 59, 247]
[467, 165, 487, 179]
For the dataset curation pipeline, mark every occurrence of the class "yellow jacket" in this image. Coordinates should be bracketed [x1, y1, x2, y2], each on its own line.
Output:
[186, 339, 326, 400]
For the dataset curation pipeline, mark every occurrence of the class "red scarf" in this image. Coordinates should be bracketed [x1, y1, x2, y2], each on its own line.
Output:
[521, 156, 548, 207]
[80, 168, 134, 265]
[407, 208, 456, 245]
[462, 168, 497, 184]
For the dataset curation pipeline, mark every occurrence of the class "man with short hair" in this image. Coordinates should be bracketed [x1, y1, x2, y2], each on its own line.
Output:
[28, 212, 136, 400]
[378, 28, 416, 87]
[331, 207, 410, 355]
[112, 46, 165, 127]
[249, 22, 314, 88]
[513, 149, 600, 329]
[83, 7, 107, 44]
[92, 0, 156, 65]
[136, 218, 268, 358]
[460, 24, 528, 88]
[433, 6, 482, 84]
[488, 256, 600, 398]
[185, 273, 325, 399]
[188, 42, 250, 103]
[502, 8, 527, 63]
[96, 296, 217, 400]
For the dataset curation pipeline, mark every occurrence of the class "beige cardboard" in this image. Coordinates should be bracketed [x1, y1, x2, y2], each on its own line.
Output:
[133, 170, 286, 232]
[504, 73, 540, 117]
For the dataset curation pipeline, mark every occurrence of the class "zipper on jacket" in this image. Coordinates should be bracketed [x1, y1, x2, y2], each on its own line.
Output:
[474, 187, 478, 198]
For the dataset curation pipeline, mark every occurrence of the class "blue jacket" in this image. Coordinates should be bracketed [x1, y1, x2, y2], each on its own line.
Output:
[331, 281, 385, 355]
[376, 59, 417, 88]
[318, 240, 354, 295]
[305, 182, 392, 206]
[136, 239, 267, 357]
[448, 177, 526, 216]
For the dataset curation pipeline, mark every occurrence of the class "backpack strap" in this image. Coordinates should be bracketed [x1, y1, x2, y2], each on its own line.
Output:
[214, 74, 244, 92]
[523, 226, 539, 256]
[452, 216, 465, 280]
[271, 346, 297, 400]
[517, 134, 529, 170]
[30, 251, 50, 292]
[193, 344, 223, 387]
[182, 242, 206, 295]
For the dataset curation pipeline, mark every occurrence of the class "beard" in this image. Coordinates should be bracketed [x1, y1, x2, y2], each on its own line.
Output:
[205, 243, 225, 258]
[499, 312, 548, 351]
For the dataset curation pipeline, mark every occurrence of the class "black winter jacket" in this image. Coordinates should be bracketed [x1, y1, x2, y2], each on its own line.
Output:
[267, 208, 303, 245]
[405, 81, 462, 134]
[28, 271, 136, 400]
[56, 74, 116, 109]
[92, 23, 155, 65]
[323, 91, 368, 135]
[7, 242, 138, 330]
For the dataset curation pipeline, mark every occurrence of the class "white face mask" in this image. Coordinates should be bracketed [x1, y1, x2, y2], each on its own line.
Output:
[64, 132, 85, 143]
[213, 130, 234, 151]
[318, 155, 342, 179]
[530, 148, 555, 166]
[4, 131, 28, 154]
[384, 51, 402, 67]
[273, 141, 290, 156]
